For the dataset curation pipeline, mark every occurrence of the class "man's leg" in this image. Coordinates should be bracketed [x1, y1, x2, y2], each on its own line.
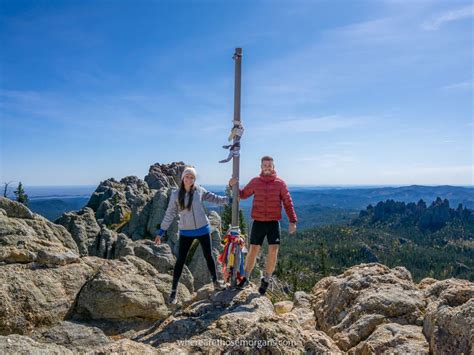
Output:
[237, 221, 264, 288]
[258, 244, 279, 295]
[264, 221, 281, 280]
[258, 221, 281, 295]
[259, 244, 279, 295]
[244, 220, 265, 278]
[244, 244, 261, 276]
[265, 244, 279, 278]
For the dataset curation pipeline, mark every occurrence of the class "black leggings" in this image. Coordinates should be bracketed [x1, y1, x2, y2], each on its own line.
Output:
[172, 233, 218, 290]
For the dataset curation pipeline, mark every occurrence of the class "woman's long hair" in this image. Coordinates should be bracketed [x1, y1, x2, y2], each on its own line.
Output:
[178, 180, 194, 211]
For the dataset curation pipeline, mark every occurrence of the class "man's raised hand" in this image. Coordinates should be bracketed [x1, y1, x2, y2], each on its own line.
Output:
[228, 177, 238, 187]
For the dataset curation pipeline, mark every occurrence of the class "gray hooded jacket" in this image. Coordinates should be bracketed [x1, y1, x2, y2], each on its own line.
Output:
[157, 184, 230, 234]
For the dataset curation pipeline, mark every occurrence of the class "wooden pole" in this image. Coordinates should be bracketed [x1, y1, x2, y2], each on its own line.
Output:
[231, 47, 242, 286]
[231, 47, 242, 227]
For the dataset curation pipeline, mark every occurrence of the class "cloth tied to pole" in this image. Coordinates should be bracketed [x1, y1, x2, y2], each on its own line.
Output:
[217, 225, 247, 283]
[219, 120, 244, 164]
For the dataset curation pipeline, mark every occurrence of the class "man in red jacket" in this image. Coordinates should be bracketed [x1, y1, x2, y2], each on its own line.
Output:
[228, 156, 297, 295]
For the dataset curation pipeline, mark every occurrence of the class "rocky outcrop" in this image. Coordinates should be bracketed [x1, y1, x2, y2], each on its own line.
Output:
[1, 247, 473, 354]
[30, 321, 111, 353]
[1, 330, 160, 354]
[0, 334, 74, 354]
[0, 256, 102, 335]
[133, 284, 341, 354]
[73, 255, 192, 323]
[348, 323, 429, 354]
[86, 176, 150, 236]
[0, 197, 79, 265]
[0, 197, 35, 219]
[2, 164, 473, 354]
[87, 338, 160, 354]
[61, 163, 185, 243]
[0, 254, 193, 337]
[0, 201, 195, 337]
[79, 163, 186, 242]
[55, 206, 100, 256]
[312, 263, 427, 352]
[274, 300, 294, 314]
[144, 161, 185, 190]
[422, 278, 474, 355]
[132, 240, 194, 293]
[309, 263, 474, 354]
[54, 162, 223, 292]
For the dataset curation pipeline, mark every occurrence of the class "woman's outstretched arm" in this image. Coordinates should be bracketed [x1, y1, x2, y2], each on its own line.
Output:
[201, 186, 231, 206]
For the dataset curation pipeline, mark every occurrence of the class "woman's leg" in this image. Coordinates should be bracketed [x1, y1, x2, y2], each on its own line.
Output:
[197, 233, 218, 282]
[172, 236, 195, 290]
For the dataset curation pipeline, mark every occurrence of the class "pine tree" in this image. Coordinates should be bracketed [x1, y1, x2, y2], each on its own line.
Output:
[14, 182, 29, 205]
[319, 241, 329, 277]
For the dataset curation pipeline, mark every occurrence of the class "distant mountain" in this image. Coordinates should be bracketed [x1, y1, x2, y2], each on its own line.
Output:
[208, 204, 358, 231]
[209, 184, 474, 231]
[23, 184, 474, 227]
[287, 184, 474, 209]
[352, 196, 472, 233]
[28, 197, 90, 221]
[274, 196, 474, 291]
[3, 185, 95, 221]
[10, 185, 97, 200]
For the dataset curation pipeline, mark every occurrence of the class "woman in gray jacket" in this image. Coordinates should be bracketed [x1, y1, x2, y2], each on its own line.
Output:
[154, 166, 231, 304]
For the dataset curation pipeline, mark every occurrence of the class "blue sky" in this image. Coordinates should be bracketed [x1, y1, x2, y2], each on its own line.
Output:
[1, 0, 472, 186]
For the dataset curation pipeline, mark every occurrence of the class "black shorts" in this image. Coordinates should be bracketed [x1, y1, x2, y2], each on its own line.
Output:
[250, 220, 281, 245]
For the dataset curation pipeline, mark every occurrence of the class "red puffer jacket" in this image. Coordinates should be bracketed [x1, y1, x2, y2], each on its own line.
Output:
[239, 170, 297, 223]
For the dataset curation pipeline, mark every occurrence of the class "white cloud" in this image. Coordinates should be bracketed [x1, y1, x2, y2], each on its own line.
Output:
[251, 115, 372, 134]
[380, 165, 474, 178]
[440, 81, 474, 90]
[422, 5, 473, 31]
[199, 125, 228, 133]
[0, 89, 178, 138]
[296, 153, 360, 168]
[327, 16, 405, 43]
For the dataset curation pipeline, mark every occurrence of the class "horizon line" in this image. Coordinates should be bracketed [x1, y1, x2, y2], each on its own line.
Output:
[15, 183, 474, 188]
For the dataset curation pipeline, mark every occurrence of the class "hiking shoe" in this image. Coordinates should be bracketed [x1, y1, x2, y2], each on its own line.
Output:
[258, 277, 269, 295]
[236, 277, 249, 289]
[213, 280, 226, 291]
[168, 289, 177, 305]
